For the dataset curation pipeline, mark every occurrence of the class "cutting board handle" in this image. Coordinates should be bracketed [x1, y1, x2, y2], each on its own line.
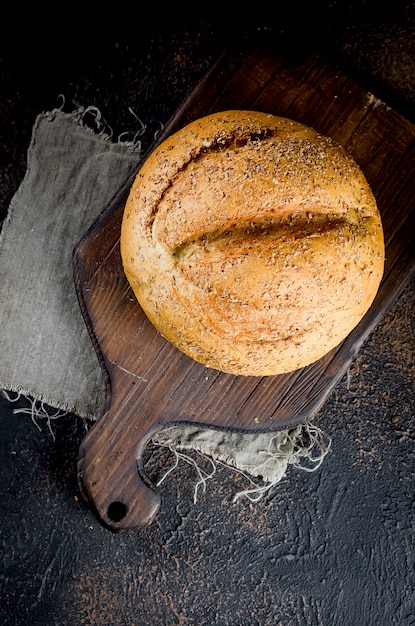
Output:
[77, 399, 162, 531]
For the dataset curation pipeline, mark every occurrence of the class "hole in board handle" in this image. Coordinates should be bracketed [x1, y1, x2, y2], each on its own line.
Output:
[107, 501, 128, 523]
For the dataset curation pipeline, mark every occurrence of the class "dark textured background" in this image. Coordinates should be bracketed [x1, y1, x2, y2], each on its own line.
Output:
[1, 3, 414, 624]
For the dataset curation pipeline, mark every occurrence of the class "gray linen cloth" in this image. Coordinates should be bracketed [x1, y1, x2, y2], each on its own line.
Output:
[0, 108, 329, 496]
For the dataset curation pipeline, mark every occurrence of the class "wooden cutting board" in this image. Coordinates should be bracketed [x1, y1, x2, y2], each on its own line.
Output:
[74, 45, 415, 531]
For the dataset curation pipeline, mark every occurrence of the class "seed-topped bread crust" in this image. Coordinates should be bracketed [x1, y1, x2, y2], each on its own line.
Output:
[121, 110, 384, 376]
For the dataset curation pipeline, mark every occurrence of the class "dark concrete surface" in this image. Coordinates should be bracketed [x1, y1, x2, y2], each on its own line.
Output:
[1, 3, 414, 624]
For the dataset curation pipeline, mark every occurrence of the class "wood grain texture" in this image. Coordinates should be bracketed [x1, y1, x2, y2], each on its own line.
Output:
[74, 45, 415, 530]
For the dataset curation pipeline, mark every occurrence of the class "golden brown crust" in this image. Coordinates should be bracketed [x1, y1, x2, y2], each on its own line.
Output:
[121, 110, 384, 376]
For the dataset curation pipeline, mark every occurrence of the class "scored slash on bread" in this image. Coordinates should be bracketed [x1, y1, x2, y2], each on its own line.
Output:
[120, 110, 384, 376]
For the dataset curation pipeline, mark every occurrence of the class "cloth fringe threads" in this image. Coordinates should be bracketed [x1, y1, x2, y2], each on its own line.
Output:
[1, 390, 70, 441]
[153, 423, 331, 503]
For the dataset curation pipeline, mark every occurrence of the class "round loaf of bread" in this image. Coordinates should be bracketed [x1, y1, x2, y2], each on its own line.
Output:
[120, 110, 384, 376]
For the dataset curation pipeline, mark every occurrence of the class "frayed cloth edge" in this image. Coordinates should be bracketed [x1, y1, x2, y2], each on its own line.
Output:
[152, 422, 332, 503]
[0, 385, 98, 421]
[41, 97, 149, 153]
